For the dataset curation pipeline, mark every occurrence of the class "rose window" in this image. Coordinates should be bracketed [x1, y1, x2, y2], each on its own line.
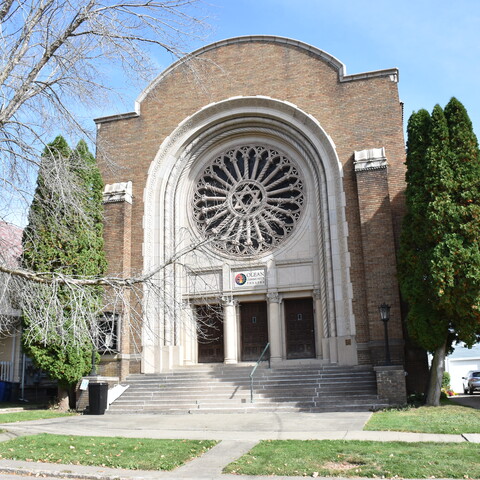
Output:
[192, 145, 305, 256]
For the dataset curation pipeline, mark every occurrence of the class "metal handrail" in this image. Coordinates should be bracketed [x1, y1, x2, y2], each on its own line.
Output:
[249, 342, 270, 403]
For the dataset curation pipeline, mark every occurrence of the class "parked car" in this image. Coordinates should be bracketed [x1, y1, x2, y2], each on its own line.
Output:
[462, 370, 480, 394]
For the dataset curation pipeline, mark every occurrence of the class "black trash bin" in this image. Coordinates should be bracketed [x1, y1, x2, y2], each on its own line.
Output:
[88, 382, 108, 415]
[3, 382, 12, 402]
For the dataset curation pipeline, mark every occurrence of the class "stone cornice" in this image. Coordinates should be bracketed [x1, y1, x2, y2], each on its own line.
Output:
[354, 147, 388, 172]
[103, 181, 133, 204]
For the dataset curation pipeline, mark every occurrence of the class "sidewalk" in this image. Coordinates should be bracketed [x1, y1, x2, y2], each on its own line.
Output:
[0, 412, 478, 480]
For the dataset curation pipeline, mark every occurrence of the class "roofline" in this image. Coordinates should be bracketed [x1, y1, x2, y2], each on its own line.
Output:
[95, 35, 399, 125]
[95, 111, 139, 125]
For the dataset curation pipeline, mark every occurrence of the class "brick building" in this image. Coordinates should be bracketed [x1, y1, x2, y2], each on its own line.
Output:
[95, 36, 409, 383]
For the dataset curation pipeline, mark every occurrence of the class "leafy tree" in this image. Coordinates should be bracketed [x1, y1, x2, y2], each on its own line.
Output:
[22, 136, 107, 410]
[399, 98, 480, 405]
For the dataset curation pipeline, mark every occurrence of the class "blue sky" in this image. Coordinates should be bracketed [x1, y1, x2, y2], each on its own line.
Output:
[102, 0, 480, 140]
[209, 0, 480, 138]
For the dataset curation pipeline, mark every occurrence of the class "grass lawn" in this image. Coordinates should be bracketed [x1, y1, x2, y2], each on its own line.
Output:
[365, 401, 480, 434]
[0, 410, 76, 424]
[224, 439, 480, 478]
[0, 434, 217, 471]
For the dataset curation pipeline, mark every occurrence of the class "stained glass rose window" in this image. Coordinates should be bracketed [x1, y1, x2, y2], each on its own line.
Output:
[192, 146, 305, 256]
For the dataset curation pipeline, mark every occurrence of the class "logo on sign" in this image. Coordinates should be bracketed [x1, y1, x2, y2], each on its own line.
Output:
[235, 273, 247, 286]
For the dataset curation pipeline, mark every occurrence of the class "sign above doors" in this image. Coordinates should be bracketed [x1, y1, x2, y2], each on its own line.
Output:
[233, 269, 266, 288]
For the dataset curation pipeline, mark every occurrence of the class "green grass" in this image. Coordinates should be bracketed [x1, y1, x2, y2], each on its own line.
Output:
[0, 434, 217, 471]
[365, 402, 480, 434]
[224, 439, 480, 478]
[0, 410, 76, 424]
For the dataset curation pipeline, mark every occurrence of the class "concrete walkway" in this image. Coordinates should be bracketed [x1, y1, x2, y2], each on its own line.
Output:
[0, 412, 478, 480]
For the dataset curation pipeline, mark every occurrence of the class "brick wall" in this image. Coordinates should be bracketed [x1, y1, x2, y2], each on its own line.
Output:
[375, 366, 407, 405]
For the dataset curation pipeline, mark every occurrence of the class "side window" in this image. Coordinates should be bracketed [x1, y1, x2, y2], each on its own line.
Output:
[97, 313, 119, 353]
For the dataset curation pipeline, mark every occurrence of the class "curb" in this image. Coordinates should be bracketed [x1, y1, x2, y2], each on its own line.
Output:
[0, 466, 117, 480]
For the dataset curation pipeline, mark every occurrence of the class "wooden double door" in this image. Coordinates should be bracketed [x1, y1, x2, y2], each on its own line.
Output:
[285, 298, 316, 359]
[196, 305, 224, 363]
[240, 301, 269, 361]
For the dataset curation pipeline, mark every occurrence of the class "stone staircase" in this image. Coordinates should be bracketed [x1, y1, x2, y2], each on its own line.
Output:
[108, 363, 390, 414]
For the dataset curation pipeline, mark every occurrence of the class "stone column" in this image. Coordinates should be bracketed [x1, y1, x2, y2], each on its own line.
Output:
[267, 292, 282, 363]
[222, 296, 238, 364]
[182, 302, 195, 366]
[313, 289, 324, 359]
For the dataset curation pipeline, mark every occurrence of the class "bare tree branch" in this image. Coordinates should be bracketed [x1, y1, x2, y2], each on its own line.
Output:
[0, 237, 210, 287]
[1, 0, 209, 214]
[0, 1, 212, 345]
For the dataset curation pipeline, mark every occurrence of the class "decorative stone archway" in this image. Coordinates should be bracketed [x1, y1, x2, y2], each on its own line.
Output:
[141, 95, 356, 372]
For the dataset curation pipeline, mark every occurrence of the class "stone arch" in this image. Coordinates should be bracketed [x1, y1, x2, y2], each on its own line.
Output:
[143, 95, 355, 371]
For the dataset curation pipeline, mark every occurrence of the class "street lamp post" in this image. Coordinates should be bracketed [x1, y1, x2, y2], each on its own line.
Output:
[90, 345, 98, 376]
[90, 328, 98, 377]
[379, 303, 392, 365]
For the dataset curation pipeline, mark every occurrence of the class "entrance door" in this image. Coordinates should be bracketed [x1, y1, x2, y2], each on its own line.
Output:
[285, 298, 316, 359]
[196, 305, 224, 363]
[240, 302, 268, 361]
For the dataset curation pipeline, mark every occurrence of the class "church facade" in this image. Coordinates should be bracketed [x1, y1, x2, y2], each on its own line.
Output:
[95, 36, 407, 379]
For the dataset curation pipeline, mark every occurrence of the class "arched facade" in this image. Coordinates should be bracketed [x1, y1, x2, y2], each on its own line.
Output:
[142, 96, 355, 372]
[96, 36, 407, 378]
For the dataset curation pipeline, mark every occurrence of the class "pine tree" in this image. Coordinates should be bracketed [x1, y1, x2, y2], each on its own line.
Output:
[399, 98, 480, 405]
[22, 136, 107, 410]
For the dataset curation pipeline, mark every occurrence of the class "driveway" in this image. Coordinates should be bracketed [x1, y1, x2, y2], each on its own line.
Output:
[450, 393, 480, 409]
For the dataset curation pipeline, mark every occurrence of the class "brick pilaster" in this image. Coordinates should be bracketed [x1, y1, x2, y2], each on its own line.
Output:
[354, 149, 403, 365]
[103, 182, 133, 380]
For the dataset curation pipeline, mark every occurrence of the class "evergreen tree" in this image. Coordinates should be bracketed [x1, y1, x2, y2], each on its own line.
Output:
[399, 98, 480, 405]
[22, 136, 107, 410]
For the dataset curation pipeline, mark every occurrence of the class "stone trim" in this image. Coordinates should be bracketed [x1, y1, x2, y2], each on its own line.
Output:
[354, 148, 388, 172]
[103, 181, 133, 204]
[267, 292, 281, 303]
[95, 111, 138, 125]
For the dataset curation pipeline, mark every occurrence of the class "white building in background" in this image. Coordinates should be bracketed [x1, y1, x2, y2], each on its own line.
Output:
[445, 343, 480, 393]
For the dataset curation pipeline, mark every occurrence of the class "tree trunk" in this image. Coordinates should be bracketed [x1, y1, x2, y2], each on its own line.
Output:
[68, 384, 77, 410]
[57, 386, 70, 412]
[426, 341, 447, 406]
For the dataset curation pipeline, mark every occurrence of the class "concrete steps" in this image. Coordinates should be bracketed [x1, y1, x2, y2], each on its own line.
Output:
[108, 363, 389, 414]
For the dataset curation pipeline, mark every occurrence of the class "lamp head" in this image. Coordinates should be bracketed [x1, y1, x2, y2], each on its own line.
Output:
[379, 303, 391, 322]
